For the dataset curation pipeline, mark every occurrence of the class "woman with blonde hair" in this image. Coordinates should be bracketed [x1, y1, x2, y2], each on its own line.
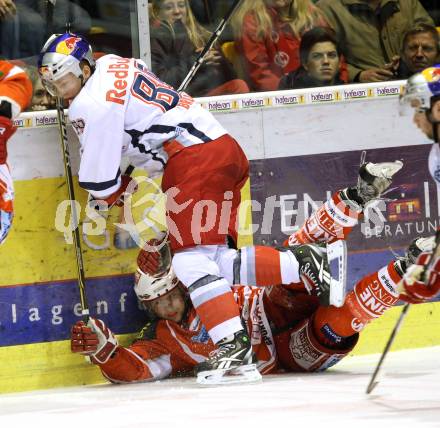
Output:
[149, 0, 249, 96]
[232, 0, 335, 91]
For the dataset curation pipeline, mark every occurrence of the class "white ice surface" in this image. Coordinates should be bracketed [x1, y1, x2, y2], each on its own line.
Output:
[1, 347, 440, 428]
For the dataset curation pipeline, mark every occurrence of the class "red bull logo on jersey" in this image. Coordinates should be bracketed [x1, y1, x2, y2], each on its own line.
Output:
[55, 36, 81, 55]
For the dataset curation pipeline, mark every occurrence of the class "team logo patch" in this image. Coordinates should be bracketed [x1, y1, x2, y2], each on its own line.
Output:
[191, 324, 210, 344]
[71, 118, 86, 135]
[321, 324, 342, 344]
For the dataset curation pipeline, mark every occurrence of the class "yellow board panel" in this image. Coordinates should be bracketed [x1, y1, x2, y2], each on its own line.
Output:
[0, 334, 137, 394]
[352, 302, 440, 356]
[0, 176, 253, 286]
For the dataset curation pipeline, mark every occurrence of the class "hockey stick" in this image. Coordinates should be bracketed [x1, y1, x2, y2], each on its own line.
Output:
[44, 0, 89, 320]
[55, 97, 89, 321]
[366, 230, 440, 394]
[177, 0, 242, 91]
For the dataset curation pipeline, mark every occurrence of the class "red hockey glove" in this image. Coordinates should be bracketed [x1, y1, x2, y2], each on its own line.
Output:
[91, 174, 138, 209]
[400, 253, 440, 304]
[137, 232, 171, 275]
[71, 318, 118, 364]
[0, 116, 16, 164]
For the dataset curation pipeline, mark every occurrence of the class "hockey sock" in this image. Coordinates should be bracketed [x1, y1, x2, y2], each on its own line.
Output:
[286, 190, 362, 246]
[188, 275, 243, 344]
[236, 245, 300, 286]
[312, 262, 401, 348]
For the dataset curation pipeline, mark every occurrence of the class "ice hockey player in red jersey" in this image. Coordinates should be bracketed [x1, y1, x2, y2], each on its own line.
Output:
[0, 61, 32, 244]
[40, 32, 402, 381]
[71, 162, 440, 384]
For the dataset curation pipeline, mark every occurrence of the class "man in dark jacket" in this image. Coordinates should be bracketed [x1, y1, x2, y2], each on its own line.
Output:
[279, 27, 346, 90]
[316, 0, 434, 82]
[395, 23, 440, 79]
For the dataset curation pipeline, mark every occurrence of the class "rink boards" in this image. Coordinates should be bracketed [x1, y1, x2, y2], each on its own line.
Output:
[1, 81, 440, 393]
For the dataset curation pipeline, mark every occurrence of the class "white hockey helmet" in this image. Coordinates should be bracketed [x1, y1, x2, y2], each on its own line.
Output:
[38, 32, 95, 95]
[134, 266, 180, 302]
[400, 65, 440, 114]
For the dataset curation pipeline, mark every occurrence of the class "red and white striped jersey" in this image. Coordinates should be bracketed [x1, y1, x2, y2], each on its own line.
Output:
[98, 285, 278, 383]
[68, 55, 227, 198]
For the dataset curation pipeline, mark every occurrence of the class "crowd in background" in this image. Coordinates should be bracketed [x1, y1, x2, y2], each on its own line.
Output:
[1, 0, 440, 109]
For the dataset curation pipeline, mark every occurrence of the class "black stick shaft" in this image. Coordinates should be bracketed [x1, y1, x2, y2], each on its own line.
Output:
[56, 97, 89, 321]
[366, 303, 410, 394]
[366, 229, 440, 394]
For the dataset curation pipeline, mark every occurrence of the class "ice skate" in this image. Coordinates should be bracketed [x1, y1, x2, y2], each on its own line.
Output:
[291, 243, 331, 305]
[338, 160, 403, 209]
[195, 330, 261, 386]
[356, 160, 403, 204]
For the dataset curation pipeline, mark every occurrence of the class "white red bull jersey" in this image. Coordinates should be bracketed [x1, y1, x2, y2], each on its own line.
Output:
[68, 55, 227, 198]
[98, 286, 278, 383]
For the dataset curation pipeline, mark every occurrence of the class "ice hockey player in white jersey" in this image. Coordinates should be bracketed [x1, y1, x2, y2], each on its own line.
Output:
[399, 66, 440, 298]
[37, 32, 268, 381]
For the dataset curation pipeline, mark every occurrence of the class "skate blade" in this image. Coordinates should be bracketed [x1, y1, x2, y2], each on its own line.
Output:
[196, 364, 262, 387]
[327, 241, 347, 308]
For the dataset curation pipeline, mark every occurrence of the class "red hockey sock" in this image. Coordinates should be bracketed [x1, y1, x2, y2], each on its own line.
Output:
[189, 277, 243, 344]
[285, 191, 362, 246]
[312, 262, 401, 347]
[238, 245, 301, 286]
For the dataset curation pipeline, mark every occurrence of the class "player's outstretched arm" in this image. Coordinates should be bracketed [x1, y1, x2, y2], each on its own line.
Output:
[286, 160, 403, 247]
[399, 253, 440, 304]
[71, 317, 172, 383]
[71, 318, 118, 364]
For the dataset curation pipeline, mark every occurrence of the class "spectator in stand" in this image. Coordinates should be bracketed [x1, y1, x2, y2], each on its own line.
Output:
[149, 0, 249, 97]
[231, 0, 331, 92]
[395, 23, 440, 79]
[316, 0, 434, 83]
[22, 65, 56, 111]
[279, 27, 347, 89]
[189, 0, 236, 26]
[0, 0, 91, 59]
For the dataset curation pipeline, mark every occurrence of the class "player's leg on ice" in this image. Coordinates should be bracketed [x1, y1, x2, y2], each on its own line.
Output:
[309, 237, 436, 361]
[172, 247, 260, 384]
[287, 160, 403, 246]
[233, 243, 332, 304]
[163, 135, 260, 384]
[272, 236, 436, 372]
